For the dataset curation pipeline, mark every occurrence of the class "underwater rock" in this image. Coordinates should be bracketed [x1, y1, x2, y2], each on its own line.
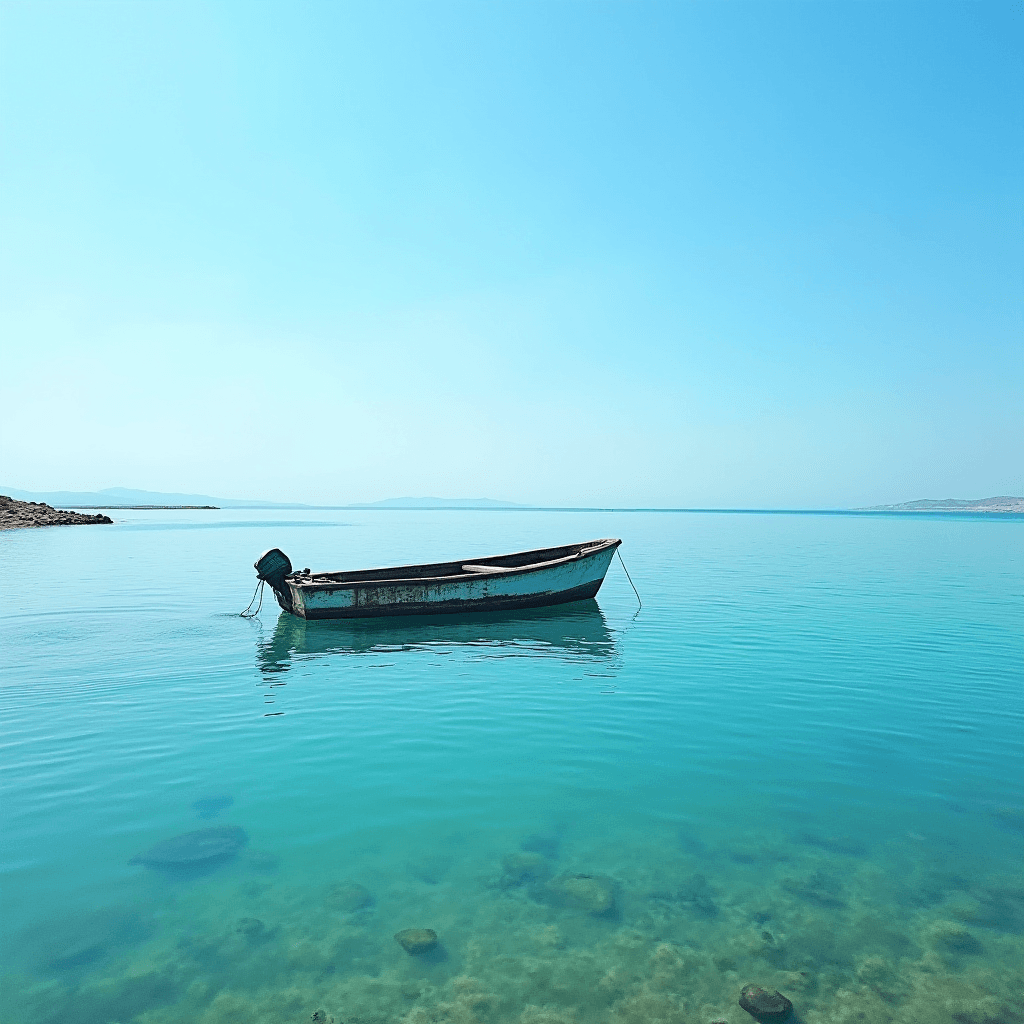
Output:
[245, 849, 280, 873]
[310, 1011, 334, 1023]
[957, 883, 1024, 931]
[728, 839, 790, 866]
[395, 928, 438, 954]
[32, 907, 154, 972]
[407, 853, 452, 884]
[500, 851, 551, 887]
[780, 869, 846, 908]
[797, 830, 868, 856]
[191, 794, 234, 819]
[925, 919, 984, 955]
[129, 825, 248, 870]
[991, 806, 1024, 833]
[327, 880, 374, 911]
[677, 872, 719, 917]
[739, 984, 793, 1022]
[899, 867, 970, 908]
[522, 831, 561, 859]
[547, 872, 616, 915]
[236, 917, 265, 938]
[677, 826, 709, 858]
[856, 955, 893, 987]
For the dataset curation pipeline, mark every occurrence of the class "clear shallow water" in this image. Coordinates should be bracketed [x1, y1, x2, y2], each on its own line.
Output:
[1, 509, 1022, 1024]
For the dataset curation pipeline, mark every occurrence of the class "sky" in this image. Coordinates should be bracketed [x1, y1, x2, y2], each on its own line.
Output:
[0, 1, 1021, 508]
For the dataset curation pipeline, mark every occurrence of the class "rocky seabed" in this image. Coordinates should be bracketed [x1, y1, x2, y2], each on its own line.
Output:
[2, 823, 1022, 1024]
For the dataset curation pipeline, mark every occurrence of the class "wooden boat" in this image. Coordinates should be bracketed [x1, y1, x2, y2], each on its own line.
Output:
[253, 539, 622, 620]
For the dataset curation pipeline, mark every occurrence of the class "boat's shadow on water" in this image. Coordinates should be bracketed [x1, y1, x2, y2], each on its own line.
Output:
[256, 600, 618, 677]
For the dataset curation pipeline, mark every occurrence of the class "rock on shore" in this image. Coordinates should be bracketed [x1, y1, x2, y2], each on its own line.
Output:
[0, 495, 113, 530]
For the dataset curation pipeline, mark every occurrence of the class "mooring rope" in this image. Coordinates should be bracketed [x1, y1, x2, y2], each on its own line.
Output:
[617, 548, 642, 609]
[240, 579, 265, 618]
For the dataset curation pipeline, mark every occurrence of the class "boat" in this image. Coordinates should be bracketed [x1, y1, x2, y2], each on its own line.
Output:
[252, 539, 622, 620]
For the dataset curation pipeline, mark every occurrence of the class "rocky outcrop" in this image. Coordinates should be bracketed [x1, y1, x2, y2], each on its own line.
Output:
[0, 495, 113, 530]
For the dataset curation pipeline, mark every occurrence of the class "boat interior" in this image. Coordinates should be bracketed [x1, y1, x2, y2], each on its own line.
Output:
[288, 539, 620, 587]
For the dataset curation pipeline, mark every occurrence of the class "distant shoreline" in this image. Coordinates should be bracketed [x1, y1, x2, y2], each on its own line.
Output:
[4, 488, 1022, 518]
[855, 496, 1023, 513]
[60, 505, 1024, 515]
[72, 505, 219, 510]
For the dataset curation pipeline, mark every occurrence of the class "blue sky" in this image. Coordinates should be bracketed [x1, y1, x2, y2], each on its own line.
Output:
[1, 1, 1020, 507]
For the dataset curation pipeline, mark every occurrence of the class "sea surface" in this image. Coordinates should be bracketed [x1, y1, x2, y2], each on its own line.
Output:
[1, 509, 1022, 1024]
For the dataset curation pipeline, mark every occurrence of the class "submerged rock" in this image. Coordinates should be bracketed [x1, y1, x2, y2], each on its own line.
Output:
[739, 984, 793, 1022]
[547, 872, 616, 915]
[191, 794, 234, 820]
[327, 881, 374, 911]
[500, 851, 551, 888]
[991, 806, 1024, 833]
[395, 928, 438, 954]
[797, 831, 868, 856]
[856, 955, 893, 987]
[522, 831, 561, 859]
[781, 869, 846, 908]
[32, 907, 154, 972]
[677, 826, 709, 858]
[955, 884, 1024, 931]
[129, 825, 248, 870]
[236, 917, 265, 938]
[677, 873, 719, 918]
[245, 849, 280, 873]
[925, 919, 984, 955]
[407, 853, 452, 884]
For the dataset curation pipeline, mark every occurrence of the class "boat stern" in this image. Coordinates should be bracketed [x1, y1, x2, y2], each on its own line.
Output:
[254, 549, 300, 615]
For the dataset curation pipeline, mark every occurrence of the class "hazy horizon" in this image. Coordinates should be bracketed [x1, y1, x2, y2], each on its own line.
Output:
[4, 483, 1022, 513]
[2, 2, 1021, 507]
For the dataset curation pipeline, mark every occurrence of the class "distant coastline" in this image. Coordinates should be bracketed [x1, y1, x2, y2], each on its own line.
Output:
[1, 486, 296, 509]
[3, 486, 1021, 515]
[73, 505, 219, 510]
[856, 496, 1023, 513]
[346, 497, 522, 509]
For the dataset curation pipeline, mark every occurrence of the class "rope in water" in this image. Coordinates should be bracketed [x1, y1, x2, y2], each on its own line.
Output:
[616, 548, 641, 609]
[240, 579, 265, 618]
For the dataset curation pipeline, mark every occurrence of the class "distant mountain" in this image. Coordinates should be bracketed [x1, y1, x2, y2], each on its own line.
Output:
[859, 496, 1023, 512]
[0, 487, 522, 511]
[1, 486, 306, 509]
[345, 497, 523, 509]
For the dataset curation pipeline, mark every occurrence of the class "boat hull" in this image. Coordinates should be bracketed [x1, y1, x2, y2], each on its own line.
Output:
[268, 539, 621, 620]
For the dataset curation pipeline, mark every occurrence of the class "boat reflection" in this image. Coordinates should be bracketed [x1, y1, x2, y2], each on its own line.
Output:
[257, 599, 618, 677]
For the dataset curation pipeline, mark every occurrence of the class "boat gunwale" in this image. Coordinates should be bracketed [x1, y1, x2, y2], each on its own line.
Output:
[286, 538, 621, 591]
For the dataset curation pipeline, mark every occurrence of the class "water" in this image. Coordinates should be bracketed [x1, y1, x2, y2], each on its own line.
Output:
[1, 509, 1022, 1024]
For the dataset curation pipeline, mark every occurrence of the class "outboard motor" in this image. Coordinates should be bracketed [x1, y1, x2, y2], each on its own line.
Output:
[254, 548, 292, 592]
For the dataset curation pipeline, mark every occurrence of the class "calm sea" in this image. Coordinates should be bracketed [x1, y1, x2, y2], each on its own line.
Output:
[1, 509, 1022, 1024]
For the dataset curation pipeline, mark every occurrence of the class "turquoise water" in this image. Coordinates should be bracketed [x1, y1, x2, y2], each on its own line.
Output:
[1, 509, 1022, 1024]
